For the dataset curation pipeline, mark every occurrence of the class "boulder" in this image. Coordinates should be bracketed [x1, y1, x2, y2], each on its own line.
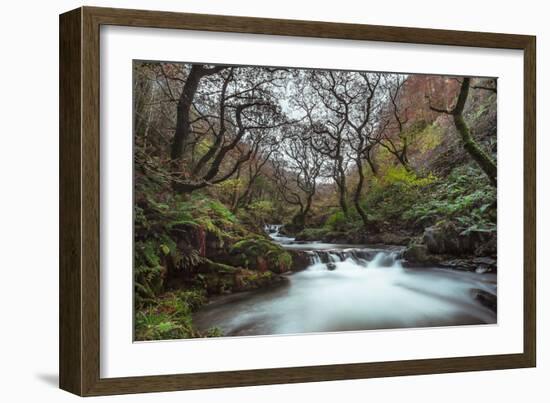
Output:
[473, 256, 497, 273]
[470, 288, 497, 313]
[230, 236, 293, 273]
[287, 250, 312, 272]
[402, 243, 441, 266]
[422, 221, 496, 256]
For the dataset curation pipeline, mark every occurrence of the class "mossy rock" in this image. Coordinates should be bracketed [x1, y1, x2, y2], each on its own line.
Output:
[422, 220, 496, 256]
[234, 269, 278, 291]
[230, 236, 292, 273]
[402, 243, 442, 266]
[196, 259, 240, 294]
[196, 260, 285, 294]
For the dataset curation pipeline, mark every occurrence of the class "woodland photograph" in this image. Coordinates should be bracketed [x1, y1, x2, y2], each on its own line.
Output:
[133, 61, 497, 341]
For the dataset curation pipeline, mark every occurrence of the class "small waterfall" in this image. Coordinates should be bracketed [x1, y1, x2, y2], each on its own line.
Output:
[265, 224, 295, 244]
[307, 251, 322, 264]
[328, 253, 341, 263]
[366, 251, 401, 268]
[264, 223, 404, 271]
[265, 224, 282, 235]
[304, 249, 402, 270]
[195, 228, 496, 336]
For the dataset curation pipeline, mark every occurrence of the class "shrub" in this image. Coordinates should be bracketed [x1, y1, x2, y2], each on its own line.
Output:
[402, 165, 496, 230]
[134, 289, 212, 341]
[295, 227, 329, 241]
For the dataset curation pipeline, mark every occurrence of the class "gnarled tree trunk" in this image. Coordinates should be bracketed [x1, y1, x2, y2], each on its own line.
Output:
[430, 78, 497, 187]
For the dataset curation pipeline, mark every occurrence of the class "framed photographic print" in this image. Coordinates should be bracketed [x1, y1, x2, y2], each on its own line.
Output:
[59, 6, 536, 396]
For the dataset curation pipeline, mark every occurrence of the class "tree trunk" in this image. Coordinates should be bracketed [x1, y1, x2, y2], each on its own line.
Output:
[291, 212, 306, 231]
[453, 78, 497, 187]
[170, 65, 226, 163]
[170, 65, 204, 161]
[353, 159, 370, 229]
[230, 167, 242, 211]
[336, 158, 349, 216]
[453, 113, 497, 186]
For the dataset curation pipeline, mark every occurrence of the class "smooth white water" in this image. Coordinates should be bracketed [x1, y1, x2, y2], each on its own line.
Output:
[193, 226, 496, 337]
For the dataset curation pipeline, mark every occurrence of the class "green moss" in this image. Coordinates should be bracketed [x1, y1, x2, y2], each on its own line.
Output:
[402, 165, 496, 229]
[324, 211, 348, 231]
[234, 269, 276, 291]
[416, 123, 444, 154]
[383, 166, 437, 187]
[231, 236, 292, 273]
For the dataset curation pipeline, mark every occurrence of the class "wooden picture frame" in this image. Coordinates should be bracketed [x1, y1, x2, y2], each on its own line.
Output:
[59, 6, 536, 396]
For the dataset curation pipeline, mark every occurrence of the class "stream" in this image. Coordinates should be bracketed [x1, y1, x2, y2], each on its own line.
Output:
[193, 225, 497, 337]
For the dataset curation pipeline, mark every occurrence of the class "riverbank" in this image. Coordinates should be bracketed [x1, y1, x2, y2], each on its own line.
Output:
[189, 226, 496, 337]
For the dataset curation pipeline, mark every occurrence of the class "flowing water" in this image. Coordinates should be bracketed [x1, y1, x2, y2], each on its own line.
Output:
[193, 224, 497, 337]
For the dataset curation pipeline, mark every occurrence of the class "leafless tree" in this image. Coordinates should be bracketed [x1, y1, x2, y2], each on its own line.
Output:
[272, 131, 325, 229]
[148, 64, 291, 193]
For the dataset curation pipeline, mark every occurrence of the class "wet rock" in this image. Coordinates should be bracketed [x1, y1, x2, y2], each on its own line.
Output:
[473, 257, 497, 273]
[402, 243, 441, 266]
[287, 250, 312, 272]
[423, 221, 462, 254]
[326, 263, 337, 271]
[422, 221, 496, 256]
[474, 236, 497, 256]
[472, 256, 497, 266]
[440, 258, 477, 270]
[471, 288, 497, 313]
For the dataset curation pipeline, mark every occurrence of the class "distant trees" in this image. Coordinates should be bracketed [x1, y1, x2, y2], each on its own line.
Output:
[230, 139, 278, 211]
[377, 75, 414, 170]
[298, 71, 388, 229]
[272, 129, 325, 230]
[134, 60, 498, 232]
[298, 71, 351, 218]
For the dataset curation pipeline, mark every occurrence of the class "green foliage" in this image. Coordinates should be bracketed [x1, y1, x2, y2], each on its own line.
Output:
[134, 177, 244, 297]
[296, 227, 329, 241]
[236, 200, 277, 231]
[402, 165, 496, 230]
[360, 167, 437, 222]
[134, 239, 166, 305]
[416, 123, 444, 154]
[205, 327, 224, 337]
[322, 208, 365, 234]
[135, 264, 165, 304]
[324, 211, 347, 231]
[231, 236, 292, 272]
[166, 196, 236, 239]
[135, 289, 214, 341]
[467, 92, 496, 123]
[383, 166, 437, 187]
